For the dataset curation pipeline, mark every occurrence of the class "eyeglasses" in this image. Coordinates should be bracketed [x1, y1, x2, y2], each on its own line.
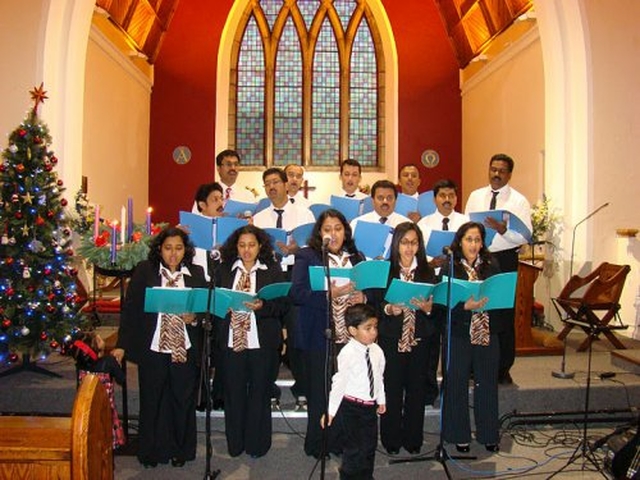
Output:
[263, 179, 283, 188]
[462, 237, 483, 244]
[399, 239, 420, 247]
[490, 167, 510, 175]
[221, 161, 239, 168]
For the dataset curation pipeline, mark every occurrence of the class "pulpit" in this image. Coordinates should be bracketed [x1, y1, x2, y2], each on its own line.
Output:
[515, 260, 563, 355]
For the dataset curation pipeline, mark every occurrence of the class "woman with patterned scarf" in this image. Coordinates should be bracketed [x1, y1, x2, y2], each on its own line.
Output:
[290, 208, 368, 459]
[214, 224, 290, 458]
[440, 221, 502, 453]
[378, 221, 437, 455]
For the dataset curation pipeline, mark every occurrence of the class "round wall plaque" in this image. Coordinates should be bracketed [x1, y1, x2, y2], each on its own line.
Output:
[173, 146, 192, 165]
[421, 149, 440, 168]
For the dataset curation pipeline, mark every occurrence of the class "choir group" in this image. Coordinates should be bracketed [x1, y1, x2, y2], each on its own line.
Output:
[111, 149, 533, 478]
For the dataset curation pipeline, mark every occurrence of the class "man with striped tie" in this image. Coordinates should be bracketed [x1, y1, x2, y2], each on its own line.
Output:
[215, 149, 256, 203]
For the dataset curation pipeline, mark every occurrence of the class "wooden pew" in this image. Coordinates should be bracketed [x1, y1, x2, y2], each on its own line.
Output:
[0, 374, 113, 479]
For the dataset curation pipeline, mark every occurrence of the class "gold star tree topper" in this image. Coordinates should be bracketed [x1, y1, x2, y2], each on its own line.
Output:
[29, 83, 48, 114]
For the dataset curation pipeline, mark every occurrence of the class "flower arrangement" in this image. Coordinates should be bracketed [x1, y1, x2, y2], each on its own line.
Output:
[530, 194, 563, 277]
[72, 191, 166, 271]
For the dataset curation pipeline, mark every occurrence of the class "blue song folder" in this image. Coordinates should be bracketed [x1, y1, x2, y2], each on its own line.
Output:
[308, 260, 390, 291]
[385, 279, 469, 309]
[144, 287, 210, 314]
[309, 203, 332, 220]
[395, 193, 419, 217]
[441, 272, 517, 310]
[215, 282, 292, 313]
[425, 230, 456, 258]
[353, 221, 393, 259]
[330, 195, 373, 222]
[468, 210, 532, 245]
[179, 211, 248, 249]
[223, 199, 258, 218]
[263, 228, 289, 254]
[417, 191, 436, 217]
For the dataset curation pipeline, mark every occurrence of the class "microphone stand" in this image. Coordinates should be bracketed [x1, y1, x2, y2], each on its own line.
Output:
[552, 202, 609, 380]
[201, 252, 221, 479]
[320, 241, 334, 480]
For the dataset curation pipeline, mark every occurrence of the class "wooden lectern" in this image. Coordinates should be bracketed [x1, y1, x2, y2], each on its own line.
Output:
[515, 260, 563, 355]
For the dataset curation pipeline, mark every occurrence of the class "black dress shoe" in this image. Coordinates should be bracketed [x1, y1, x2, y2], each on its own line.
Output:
[455, 443, 470, 453]
[212, 399, 224, 410]
[171, 457, 186, 467]
[498, 372, 513, 385]
[406, 446, 421, 454]
[485, 443, 500, 452]
[140, 460, 157, 468]
[386, 448, 400, 455]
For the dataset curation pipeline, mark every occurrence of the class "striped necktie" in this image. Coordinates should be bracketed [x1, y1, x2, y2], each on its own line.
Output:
[158, 270, 187, 363]
[366, 347, 374, 398]
[489, 190, 499, 210]
[462, 260, 490, 346]
[230, 270, 252, 352]
[329, 253, 351, 344]
[398, 268, 418, 352]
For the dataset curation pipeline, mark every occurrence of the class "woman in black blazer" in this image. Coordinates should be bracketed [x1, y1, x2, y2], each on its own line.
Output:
[440, 221, 501, 453]
[113, 226, 206, 468]
[378, 222, 437, 455]
[290, 208, 367, 459]
[215, 224, 290, 458]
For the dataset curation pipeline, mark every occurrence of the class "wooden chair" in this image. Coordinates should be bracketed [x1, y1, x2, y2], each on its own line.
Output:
[0, 374, 113, 479]
[554, 262, 630, 352]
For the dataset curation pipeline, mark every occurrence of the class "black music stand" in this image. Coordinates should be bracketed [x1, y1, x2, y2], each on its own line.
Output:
[548, 318, 625, 478]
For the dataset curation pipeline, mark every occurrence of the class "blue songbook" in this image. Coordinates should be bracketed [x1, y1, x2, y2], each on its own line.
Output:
[425, 230, 456, 258]
[179, 212, 248, 249]
[254, 197, 272, 214]
[468, 210, 532, 246]
[263, 227, 289, 254]
[417, 191, 436, 217]
[223, 199, 258, 218]
[290, 222, 315, 247]
[309, 203, 331, 220]
[144, 287, 210, 314]
[330, 195, 373, 222]
[353, 221, 393, 259]
[384, 279, 468, 309]
[395, 193, 419, 217]
[308, 260, 390, 291]
[442, 272, 518, 310]
[215, 282, 292, 313]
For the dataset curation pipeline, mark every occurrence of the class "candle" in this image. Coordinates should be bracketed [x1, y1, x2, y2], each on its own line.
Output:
[146, 207, 152, 235]
[93, 204, 100, 242]
[110, 221, 118, 264]
[127, 197, 134, 241]
[120, 206, 126, 244]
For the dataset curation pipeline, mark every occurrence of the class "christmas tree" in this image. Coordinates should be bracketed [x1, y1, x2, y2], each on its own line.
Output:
[0, 84, 84, 367]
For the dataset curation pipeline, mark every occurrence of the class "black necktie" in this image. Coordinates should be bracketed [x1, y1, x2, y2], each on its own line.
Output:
[274, 209, 284, 229]
[442, 217, 450, 231]
[346, 193, 355, 198]
[366, 347, 374, 398]
[490, 191, 499, 210]
[289, 197, 295, 204]
[379, 217, 388, 224]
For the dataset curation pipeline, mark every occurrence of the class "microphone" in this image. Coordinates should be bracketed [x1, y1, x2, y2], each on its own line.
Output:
[242, 210, 253, 220]
[569, 202, 609, 277]
[442, 246, 453, 256]
[210, 249, 221, 262]
[322, 235, 332, 248]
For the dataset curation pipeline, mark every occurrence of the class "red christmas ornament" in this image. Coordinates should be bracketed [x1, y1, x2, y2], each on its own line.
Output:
[57, 180, 63, 186]
[11, 193, 19, 203]
[50, 340, 59, 349]
[6, 257, 13, 265]
[51, 156, 58, 164]
[6, 287, 15, 296]
[44, 165, 52, 172]
[35, 216, 45, 226]
[40, 331, 48, 341]
[0, 164, 5, 172]
[66, 248, 74, 256]
[34, 136, 42, 144]
[60, 199, 68, 207]
[8, 353, 18, 362]
[131, 231, 143, 242]
[27, 285, 35, 292]
[14, 211, 23, 220]
[44, 267, 52, 275]
[48, 293, 55, 300]
[47, 210, 54, 218]
[1, 319, 11, 329]
[95, 236, 107, 247]
[15, 164, 25, 173]
[46, 305, 55, 313]
[18, 129, 27, 137]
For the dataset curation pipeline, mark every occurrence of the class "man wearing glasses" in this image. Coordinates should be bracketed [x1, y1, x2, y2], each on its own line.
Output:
[464, 153, 532, 385]
[215, 149, 256, 203]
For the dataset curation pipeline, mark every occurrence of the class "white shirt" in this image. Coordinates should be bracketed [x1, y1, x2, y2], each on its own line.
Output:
[464, 184, 532, 252]
[418, 210, 469, 245]
[253, 201, 315, 268]
[150, 265, 193, 353]
[328, 338, 386, 417]
[226, 259, 268, 350]
[288, 191, 311, 209]
[334, 188, 368, 200]
[219, 180, 257, 203]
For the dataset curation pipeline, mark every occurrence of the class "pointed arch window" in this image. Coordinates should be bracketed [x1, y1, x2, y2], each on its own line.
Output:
[230, 0, 385, 169]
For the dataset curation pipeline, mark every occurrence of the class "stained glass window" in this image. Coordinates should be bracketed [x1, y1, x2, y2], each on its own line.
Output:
[231, 0, 383, 168]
